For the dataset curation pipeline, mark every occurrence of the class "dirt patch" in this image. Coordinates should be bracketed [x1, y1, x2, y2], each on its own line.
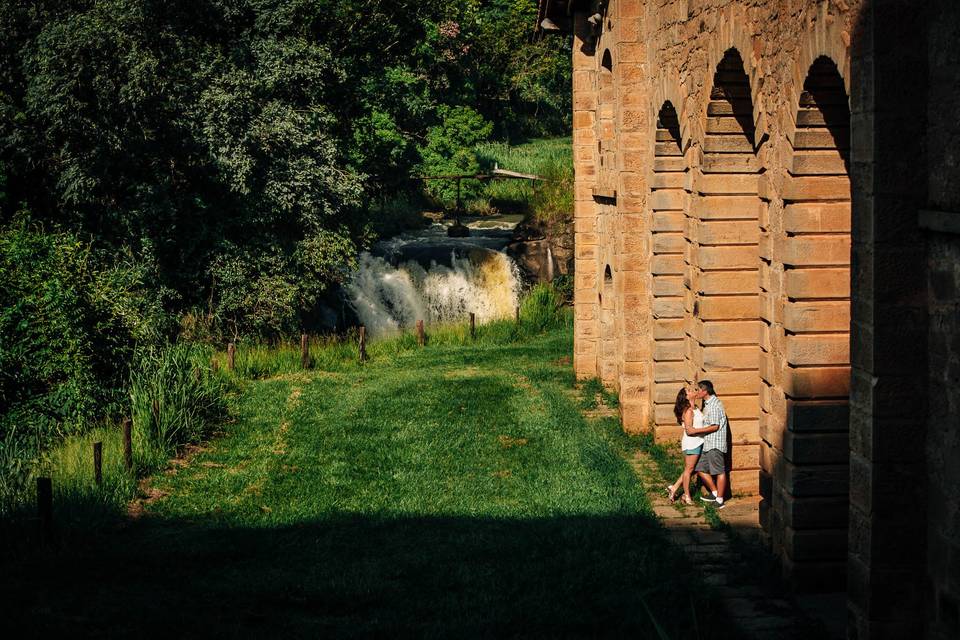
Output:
[286, 387, 302, 408]
[126, 480, 170, 519]
[491, 469, 512, 479]
[272, 420, 290, 455]
[443, 366, 481, 379]
[553, 356, 572, 367]
[498, 435, 529, 448]
[244, 478, 265, 496]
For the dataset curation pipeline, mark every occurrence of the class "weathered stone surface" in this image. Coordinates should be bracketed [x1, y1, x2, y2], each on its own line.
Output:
[565, 1, 958, 621]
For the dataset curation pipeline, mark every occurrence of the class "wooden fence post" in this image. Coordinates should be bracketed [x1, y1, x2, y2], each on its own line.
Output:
[469, 312, 476, 339]
[301, 333, 310, 369]
[515, 306, 520, 325]
[93, 441, 103, 485]
[359, 326, 368, 362]
[37, 477, 52, 547]
[227, 342, 236, 371]
[416, 320, 425, 347]
[122, 418, 133, 472]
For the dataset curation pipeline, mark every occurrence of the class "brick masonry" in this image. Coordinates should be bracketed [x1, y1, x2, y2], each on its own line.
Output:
[542, 0, 960, 637]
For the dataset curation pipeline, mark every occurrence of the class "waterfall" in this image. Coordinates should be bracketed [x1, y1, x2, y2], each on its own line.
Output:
[346, 248, 522, 336]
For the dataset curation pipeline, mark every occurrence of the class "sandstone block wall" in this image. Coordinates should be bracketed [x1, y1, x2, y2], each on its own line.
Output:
[551, 0, 960, 637]
[568, 0, 859, 585]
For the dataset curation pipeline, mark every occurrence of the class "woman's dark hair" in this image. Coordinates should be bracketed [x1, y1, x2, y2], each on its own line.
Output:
[673, 387, 690, 425]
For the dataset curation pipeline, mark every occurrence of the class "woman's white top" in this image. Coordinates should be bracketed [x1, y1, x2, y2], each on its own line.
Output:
[680, 408, 705, 451]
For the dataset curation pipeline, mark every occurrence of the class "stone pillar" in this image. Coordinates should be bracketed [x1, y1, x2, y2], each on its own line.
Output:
[762, 56, 853, 589]
[572, 10, 600, 381]
[614, 0, 652, 433]
[924, 2, 960, 638]
[649, 103, 688, 442]
[847, 1, 930, 636]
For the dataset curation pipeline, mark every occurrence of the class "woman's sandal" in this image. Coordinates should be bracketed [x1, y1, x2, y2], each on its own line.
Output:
[666, 485, 679, 502]
[681, 495, 694, 506]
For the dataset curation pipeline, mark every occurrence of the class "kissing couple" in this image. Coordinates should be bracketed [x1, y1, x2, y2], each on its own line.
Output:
[666, 380, 730, 508]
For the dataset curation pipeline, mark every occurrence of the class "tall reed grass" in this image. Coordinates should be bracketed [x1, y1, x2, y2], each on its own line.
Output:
[129, 343, 229, 455]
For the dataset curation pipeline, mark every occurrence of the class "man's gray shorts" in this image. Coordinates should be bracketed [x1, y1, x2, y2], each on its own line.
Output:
[694, 449, 727, 475]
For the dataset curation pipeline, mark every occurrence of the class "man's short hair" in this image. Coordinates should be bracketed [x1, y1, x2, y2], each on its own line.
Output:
[698, 379, 716, 396]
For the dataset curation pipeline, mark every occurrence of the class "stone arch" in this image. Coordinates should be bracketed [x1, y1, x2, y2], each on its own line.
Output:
[761, 53, 852, 576]
[693, 6, 766, 147]
[649, 101, 689, 435]
[689, 47, 764, 494]
[781, 3, 851, 144]
[649, 67, 692, 156]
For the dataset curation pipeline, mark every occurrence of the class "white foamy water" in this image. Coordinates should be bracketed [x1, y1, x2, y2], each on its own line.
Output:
[346, 249, 522, 336]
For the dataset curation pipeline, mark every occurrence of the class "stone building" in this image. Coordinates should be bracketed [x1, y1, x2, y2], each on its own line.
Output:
[537, 0, 959, 637]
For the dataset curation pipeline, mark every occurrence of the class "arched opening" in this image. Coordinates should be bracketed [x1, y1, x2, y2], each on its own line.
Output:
[763, 55, 851, 581]
[597, 50, 615, 183]
[599, 265, 616, 384]
[690, 48, 763, 493]
[650, 102, 688, 436]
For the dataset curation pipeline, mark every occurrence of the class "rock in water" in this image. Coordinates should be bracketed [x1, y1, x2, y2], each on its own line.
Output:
[447, 221, 470, 237]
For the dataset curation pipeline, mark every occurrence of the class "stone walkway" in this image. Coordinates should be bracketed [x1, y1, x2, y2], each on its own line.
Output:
[627, 450, 842, 639]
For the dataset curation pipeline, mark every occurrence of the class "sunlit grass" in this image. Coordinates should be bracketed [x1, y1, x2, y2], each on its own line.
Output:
[474, 137, 572, 219]
[4, 302, 737, 637]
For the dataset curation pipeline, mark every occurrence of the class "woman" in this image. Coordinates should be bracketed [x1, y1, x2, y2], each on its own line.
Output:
[666, 386, 704, 505]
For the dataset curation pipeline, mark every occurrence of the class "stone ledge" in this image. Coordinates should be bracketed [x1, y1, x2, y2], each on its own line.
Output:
[591, 186, 617, 202]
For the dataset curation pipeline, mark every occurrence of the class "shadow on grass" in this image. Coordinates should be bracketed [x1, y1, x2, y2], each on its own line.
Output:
[4, 512, 735, 639]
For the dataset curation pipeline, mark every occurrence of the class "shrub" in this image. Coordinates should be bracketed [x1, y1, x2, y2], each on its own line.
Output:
[552, 274, 574, 304]
[418, 105, 493, 208]
[0, 218, 165, 507]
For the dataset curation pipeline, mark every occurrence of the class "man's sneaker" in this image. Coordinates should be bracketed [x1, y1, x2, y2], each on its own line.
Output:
[700, 494, 717, 503]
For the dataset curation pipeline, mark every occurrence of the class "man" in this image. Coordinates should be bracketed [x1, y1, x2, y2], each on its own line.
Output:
[683, 380, 729, 508]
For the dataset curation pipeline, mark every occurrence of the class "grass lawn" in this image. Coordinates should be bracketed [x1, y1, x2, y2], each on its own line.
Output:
[4, 323, 734, 638]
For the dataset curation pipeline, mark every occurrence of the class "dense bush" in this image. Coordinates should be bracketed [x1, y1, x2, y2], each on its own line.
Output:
[419, 105, 493, 207]
[0, 218, 164, 511]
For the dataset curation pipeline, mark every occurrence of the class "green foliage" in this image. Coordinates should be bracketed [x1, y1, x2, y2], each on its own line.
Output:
[0, 0, 571, 333]
[418, 105, 493, 207]
[475, 137, 573, 219]
[0, 218, 165, 512]
[552, 273, 574, 304]
[129, 342, 228, 453]
[530, 151, 574, 222]
[519, 282, 565, 331]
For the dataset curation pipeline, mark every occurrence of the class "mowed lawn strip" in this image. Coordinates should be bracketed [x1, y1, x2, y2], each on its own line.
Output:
[9, 327, 735, 638]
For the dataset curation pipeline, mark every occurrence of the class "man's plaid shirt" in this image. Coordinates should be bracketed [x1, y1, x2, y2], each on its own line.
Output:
[701, 394, 729, 453]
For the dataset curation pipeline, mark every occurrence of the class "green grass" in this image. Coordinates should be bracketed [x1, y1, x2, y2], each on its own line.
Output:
[474, 137, 572, 220]
[2, 316, 736, 638]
